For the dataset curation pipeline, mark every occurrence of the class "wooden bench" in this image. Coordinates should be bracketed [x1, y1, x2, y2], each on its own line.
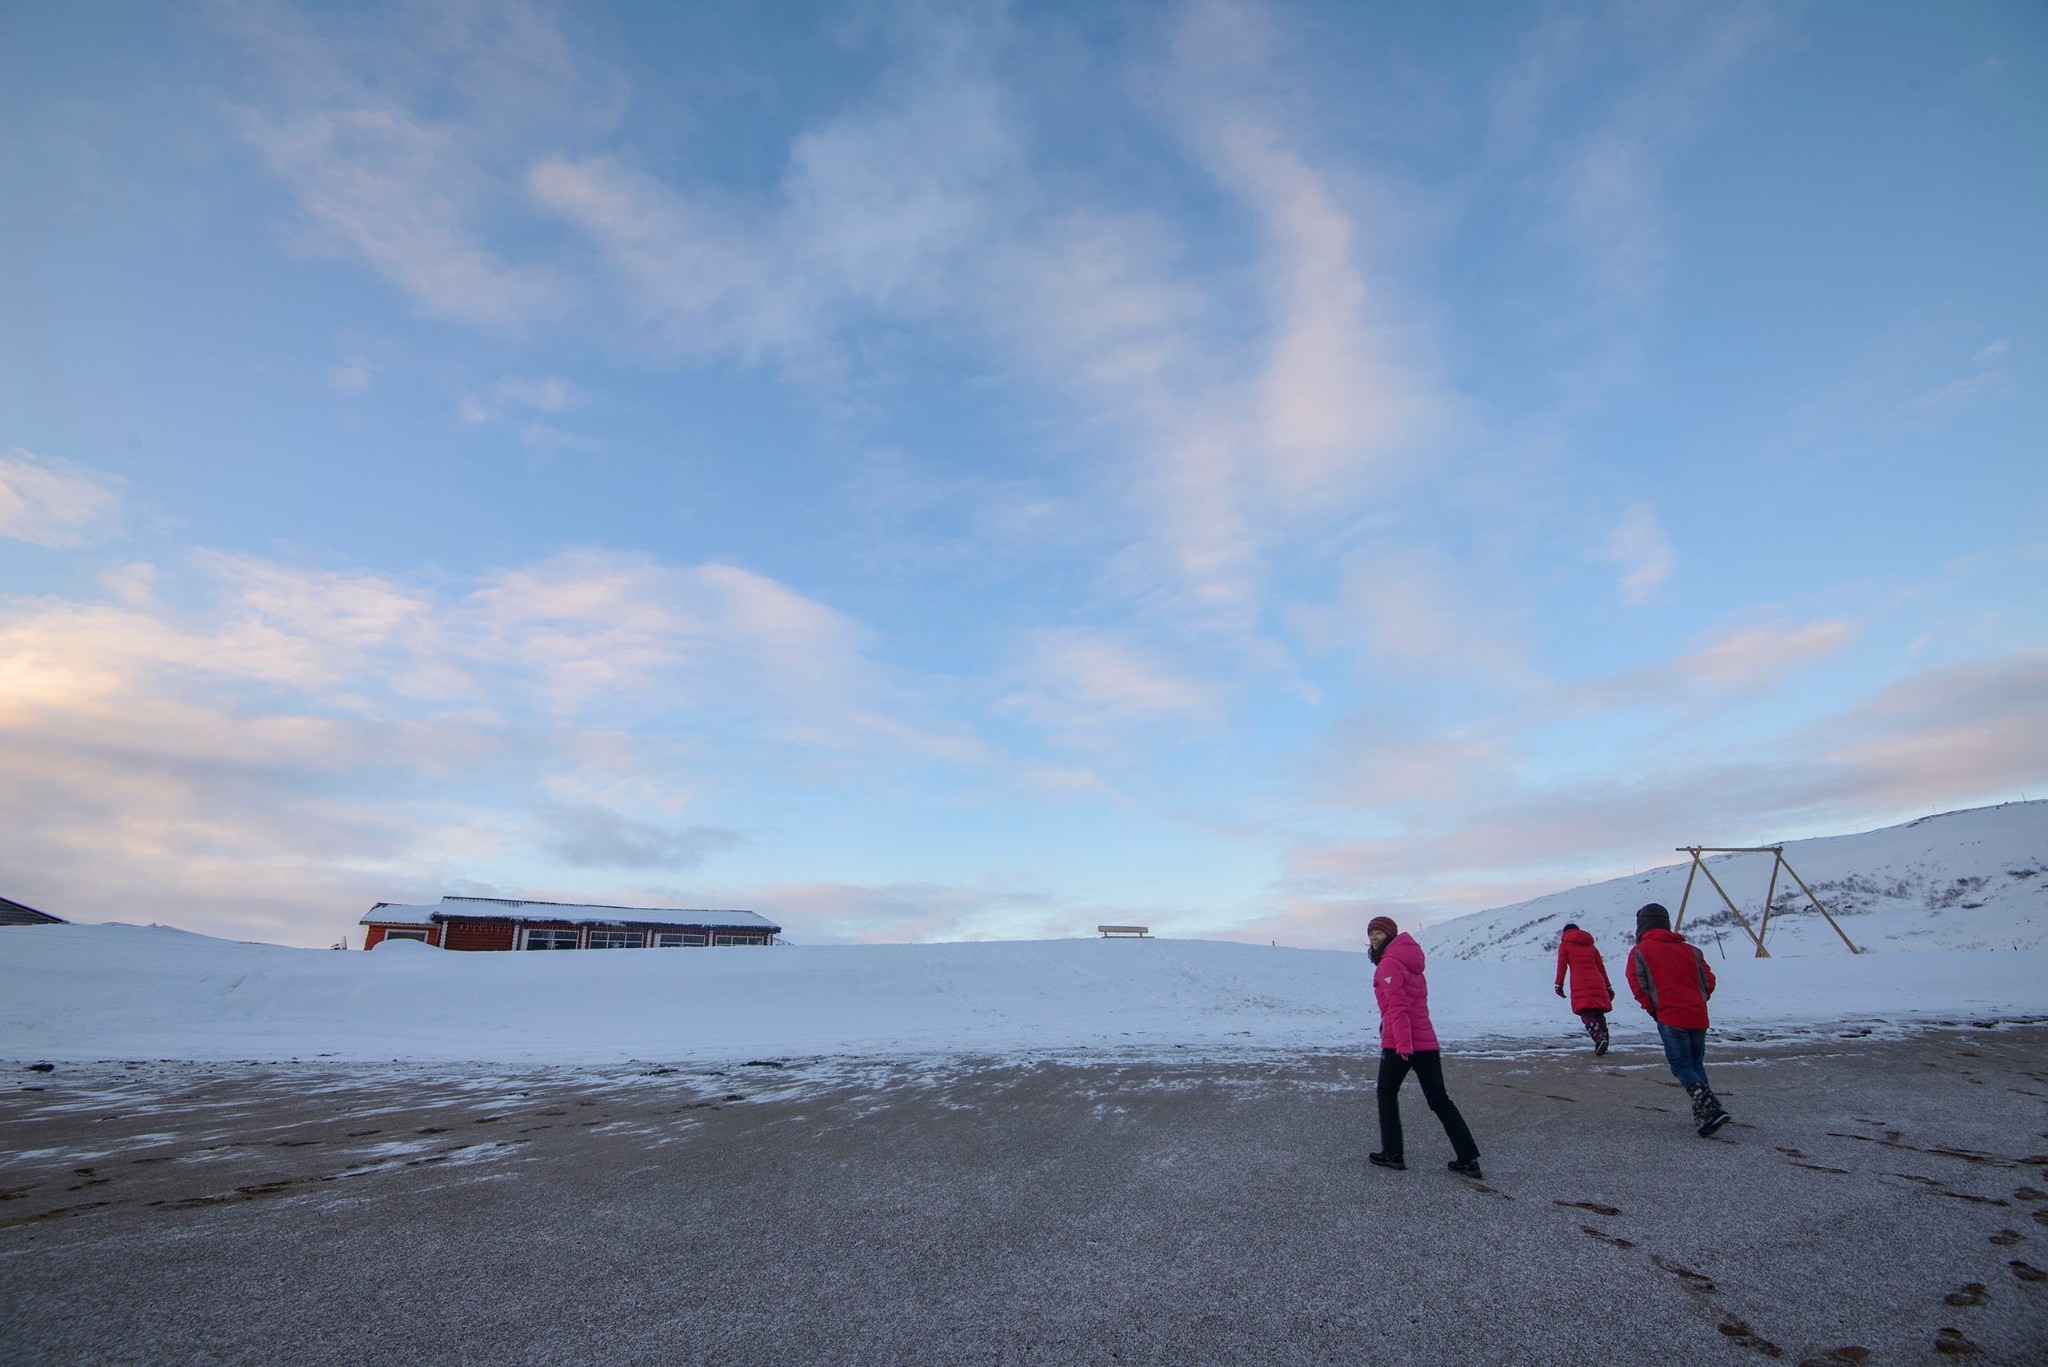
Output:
[1097, 925, 1151, 938]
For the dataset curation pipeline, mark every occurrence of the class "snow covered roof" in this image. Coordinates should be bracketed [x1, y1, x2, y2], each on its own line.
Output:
[361, 902, 440, 927]
[361, 896, 777, 931]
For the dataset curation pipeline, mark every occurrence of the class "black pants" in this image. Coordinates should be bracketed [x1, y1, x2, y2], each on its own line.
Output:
[1376, 1049, 1479, 1162]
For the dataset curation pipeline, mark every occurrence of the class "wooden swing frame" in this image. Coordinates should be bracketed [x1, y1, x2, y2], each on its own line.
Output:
[1673, 845, 1861, 958]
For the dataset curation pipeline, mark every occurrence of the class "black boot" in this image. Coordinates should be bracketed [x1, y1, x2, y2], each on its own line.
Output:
[1446, 1157, 1483, 1178]
[1368, 1151, 1405, 1170]
[1694, 1085, 1730, 1137]
[1592, 1018, 1610, 1057]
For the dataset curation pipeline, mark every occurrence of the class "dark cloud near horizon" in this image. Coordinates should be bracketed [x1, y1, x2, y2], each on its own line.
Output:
[538, 804, 743, 871]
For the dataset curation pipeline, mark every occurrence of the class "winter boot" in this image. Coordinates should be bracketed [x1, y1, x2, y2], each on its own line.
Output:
[1446, 1157, 1484, 1178]
[1693, 1086, 1731, 1137]
[1368, 1151, 1406, 1171]
[1591, 1017, 1610, 1057]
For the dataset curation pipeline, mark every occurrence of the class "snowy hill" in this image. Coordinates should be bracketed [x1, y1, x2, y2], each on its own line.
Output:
[1420, 801, 2048, 963]
[3, 919, 2045, 1065]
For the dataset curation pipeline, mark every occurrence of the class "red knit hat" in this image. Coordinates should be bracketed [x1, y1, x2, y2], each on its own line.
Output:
[1367, 915, 1398, 941]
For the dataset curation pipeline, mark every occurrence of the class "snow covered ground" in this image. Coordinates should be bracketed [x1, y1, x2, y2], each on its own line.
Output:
[1422, 800, 2047, 961]
[4, 920, 2044, 1065]
[5, 801, 2041, 1066]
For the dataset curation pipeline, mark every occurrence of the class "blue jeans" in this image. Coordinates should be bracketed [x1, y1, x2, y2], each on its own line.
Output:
[1657, 1023, 1709, 1090]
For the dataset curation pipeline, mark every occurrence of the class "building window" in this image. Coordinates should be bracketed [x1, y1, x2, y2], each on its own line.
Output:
[714, 934, 764, 946]
[523, 928, 579, 950]
[654, 933, 707, 947]
[383, 930, 428, 942]
[588, 929, 645, 949]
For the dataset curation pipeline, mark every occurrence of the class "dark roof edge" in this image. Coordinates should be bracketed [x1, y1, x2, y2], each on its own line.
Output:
[0, 895, 66, 924]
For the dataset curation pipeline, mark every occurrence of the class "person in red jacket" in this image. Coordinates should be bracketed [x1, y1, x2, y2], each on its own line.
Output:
[1625, 902, 1729, 1136]
[1553, 922, 1614, 1055]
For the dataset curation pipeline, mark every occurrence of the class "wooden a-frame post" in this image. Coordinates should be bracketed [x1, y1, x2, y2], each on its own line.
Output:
[1673, 846, 1861, 957]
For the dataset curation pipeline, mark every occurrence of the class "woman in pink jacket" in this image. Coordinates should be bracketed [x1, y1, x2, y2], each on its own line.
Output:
[1554, 922, 1615, 1055]
[1367, 915, 1483, 1177]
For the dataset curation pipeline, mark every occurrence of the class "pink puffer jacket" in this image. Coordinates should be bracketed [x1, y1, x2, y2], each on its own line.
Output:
[1373, 932, 1441, 1054]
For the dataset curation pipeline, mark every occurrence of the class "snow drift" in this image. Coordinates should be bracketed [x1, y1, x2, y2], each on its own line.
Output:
[4, 801, 2041, 1066]
[3, 922, 2043, 1065]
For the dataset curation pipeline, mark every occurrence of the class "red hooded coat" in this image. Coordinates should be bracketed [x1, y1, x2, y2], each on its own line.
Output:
[1625, 929, 1716, 1029]
[1373, 932, 1442, 1055]
[1554, 928, 1614, 1012]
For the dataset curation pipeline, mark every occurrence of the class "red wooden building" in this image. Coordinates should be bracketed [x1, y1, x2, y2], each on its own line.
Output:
[360, 896, 780, 951]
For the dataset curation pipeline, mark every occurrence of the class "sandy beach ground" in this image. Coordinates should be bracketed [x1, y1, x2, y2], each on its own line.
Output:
[4, 1029, 2046, 1365]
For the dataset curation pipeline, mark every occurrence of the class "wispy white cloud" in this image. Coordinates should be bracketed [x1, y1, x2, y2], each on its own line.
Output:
[457, 374, 600, 454]
[1674, 617, 1859, 693]
[527, 6, 1020, 371]
[326, 356, 377, 393]
[997, 629, 1222, 742]
[1542, 610, 1865, 722]
[537, 802, 741, 871]
[0, 450, 123, 548]
[1067, 0, 1456, 621]
[1602, 501, 1676, 606]
[1285, 544, 1531, 686]
[223, 0, 616, 332]
[690, 877, 1069, 945]
[494, 374, 584, 413]
[1909, 339, 2016, 411]
[251, 107, 569, 332]
[523, 0, 1455, 638]
[1543, 6, 1772, 310]
[1306, 723, 1516, 811]
[0, 544, 986, 941]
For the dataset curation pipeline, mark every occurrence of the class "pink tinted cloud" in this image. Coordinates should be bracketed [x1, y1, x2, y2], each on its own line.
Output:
[0, 450, 123, 548]
[1265, 649, 2048, 944]
[0, 546, 963, 944]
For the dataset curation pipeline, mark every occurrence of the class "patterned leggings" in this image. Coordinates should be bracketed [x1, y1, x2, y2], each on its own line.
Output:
[1578, 1009, 1609, 1047]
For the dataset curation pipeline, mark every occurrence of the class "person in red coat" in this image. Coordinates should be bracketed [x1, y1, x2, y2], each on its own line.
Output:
[1624, 902, 1729, 1136]
[1553, 922, 1614, 1055]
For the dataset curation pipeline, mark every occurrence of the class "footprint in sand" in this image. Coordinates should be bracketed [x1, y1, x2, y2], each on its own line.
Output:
[1989, 1229, 2023, 1246]
[2012, 1260, 2045, 1283]
[1579, 1225, 1636, 1250]
[1651, 1254, 1716, 1294]
[1795, 1348, 1870, 1366]
[1555, 1199, 1621, 1216]
[1714, 1313, 1782, 1357]
[1933, 1326, 1982, 1356]
[1943, 1283, 1988, 1307]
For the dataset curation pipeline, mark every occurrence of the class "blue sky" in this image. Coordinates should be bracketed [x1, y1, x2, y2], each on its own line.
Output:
[2, 0, 2043, 949]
